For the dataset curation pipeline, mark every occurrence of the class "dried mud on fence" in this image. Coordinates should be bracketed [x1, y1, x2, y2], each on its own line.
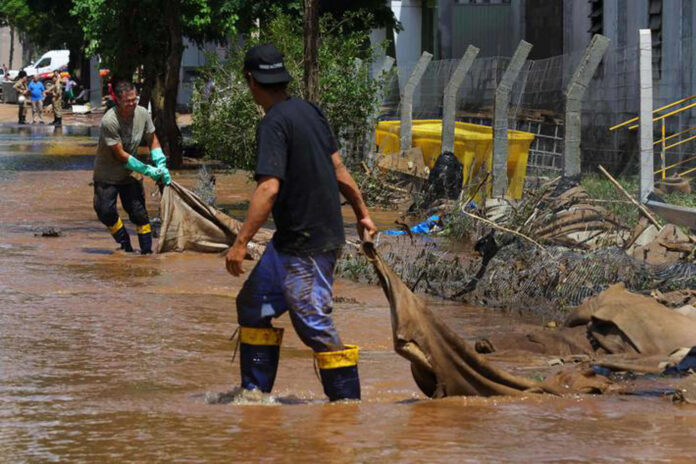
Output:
[338, 181, 696, 320]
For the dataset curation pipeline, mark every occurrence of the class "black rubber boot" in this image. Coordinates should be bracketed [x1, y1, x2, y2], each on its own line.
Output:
[315, 345, 361, 401]
[239, 327, 284, 393]
[52, 117, 62, 126]
[136, 224, 153, 254]
[111, 226, 133, 252]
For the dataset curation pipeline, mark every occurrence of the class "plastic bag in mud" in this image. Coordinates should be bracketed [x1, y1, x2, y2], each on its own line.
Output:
[156, 181, 272, 257]
[421, 151, 463, 209]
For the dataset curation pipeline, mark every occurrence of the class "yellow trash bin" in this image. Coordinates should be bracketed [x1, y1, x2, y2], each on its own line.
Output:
[374, 119, 534, 199]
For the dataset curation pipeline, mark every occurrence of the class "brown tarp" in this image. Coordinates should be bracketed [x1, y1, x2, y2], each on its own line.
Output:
[565, 283, 696, 355]
[479, 284, 696, 373]
[156, 181, 272, 256]
[361, 240, 613, 397]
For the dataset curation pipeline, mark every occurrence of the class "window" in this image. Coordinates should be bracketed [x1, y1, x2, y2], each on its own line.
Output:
[649, 0, 662, 78]
[35, 57, 51, 68]
[588, 0, 603, 35]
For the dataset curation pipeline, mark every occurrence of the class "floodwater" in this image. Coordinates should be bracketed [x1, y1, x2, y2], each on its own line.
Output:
[1, 125, 695, 462]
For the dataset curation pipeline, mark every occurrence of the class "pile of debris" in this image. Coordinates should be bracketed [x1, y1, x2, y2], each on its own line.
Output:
[339, 165, 696, 319]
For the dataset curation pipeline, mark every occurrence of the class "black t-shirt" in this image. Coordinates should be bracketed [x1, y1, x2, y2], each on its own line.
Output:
[255, 96, 345, 256]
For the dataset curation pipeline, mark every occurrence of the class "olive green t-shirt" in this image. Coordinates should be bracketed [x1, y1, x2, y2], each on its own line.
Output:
[93, 106, 156, 184]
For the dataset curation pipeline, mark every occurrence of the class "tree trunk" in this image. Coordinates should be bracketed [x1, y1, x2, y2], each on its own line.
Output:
[68, 44, 83, 77]
[151, 0, 184, 168]
[9, 26, 14, 69]
[303, 0, 319, 103]
[138, 58, 157, 111]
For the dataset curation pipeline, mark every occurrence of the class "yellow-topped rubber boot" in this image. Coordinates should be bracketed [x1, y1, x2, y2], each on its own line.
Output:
[314, 345, 361, 401]
[108, 218, 133, 252]
[239, 326, 284, 393]
[136, 223, 152, 255]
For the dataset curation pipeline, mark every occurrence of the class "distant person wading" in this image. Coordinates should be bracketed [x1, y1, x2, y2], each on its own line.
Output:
[225, 43, 378, 402]
[92, 81, 171, 254]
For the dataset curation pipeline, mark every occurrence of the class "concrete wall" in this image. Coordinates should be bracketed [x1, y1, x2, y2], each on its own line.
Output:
[177, 38, 226, 107]
[391, 0, 423, 66]
[589, 0, 691, 108]
[0, 27, 24, 71]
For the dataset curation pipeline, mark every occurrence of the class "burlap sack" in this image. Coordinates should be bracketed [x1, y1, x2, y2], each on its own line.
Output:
[362, 240, 571, 397]
[157, 181, 272, 257]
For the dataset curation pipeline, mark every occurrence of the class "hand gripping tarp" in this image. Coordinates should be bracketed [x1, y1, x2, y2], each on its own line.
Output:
[156, 181, 272, 256]
[360, 240, 605, 397]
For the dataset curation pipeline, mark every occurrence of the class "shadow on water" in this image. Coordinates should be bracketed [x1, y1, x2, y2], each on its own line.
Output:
[81, 248, 116, 255]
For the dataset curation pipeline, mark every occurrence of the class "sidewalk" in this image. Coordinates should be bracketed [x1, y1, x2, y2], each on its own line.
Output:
[0, 102, 103, 126]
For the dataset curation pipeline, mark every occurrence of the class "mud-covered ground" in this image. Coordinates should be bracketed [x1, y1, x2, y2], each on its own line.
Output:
[1, 124, 695, 462]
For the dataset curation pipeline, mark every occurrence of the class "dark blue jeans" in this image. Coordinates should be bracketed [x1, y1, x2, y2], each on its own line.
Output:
[236, 240, 343, 352]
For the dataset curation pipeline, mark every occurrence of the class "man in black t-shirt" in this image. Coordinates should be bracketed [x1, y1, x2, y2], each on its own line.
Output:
[225, 44, 377, 402]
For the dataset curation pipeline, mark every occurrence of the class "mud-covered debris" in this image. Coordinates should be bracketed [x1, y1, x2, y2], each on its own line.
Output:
[672, 386, 696, 405]
[34, 227, 62, 237]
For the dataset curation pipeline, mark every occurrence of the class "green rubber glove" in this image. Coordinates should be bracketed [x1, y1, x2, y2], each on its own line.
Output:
[150, 147, 167, 168]
[125, 155, 162, 182]
[150, 147, 171, 185]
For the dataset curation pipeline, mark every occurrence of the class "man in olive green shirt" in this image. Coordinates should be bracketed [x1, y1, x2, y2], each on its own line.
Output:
[46, 71, 63, 126]
[93, 81, 171, 254]
[12, 71, 29, 125]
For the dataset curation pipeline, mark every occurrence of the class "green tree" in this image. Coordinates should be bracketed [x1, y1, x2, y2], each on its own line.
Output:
[71, 0, 238, 168]
[191, 13, 386, 172]
[0, 0, 86, 72]
[233, 0, 399, 36]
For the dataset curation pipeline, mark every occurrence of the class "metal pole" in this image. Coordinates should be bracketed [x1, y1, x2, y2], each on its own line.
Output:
[563, 34, 610, 179]
[400, 52, 433, 152]
[441, 45, 479, 154]
[492, 40, 532, 197]
[660, 118, 666, 179]
[639, 29, 654, 202]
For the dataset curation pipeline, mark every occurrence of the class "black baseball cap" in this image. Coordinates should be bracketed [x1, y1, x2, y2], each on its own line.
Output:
[243, 43, 293, 84]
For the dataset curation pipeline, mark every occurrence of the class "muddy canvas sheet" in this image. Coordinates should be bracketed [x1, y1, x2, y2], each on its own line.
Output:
[362, 240, 611, 397]
[157, 181, 272, 256]
[478, 284, 696, 373]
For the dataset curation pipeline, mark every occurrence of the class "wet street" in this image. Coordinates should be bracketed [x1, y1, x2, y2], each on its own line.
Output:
[1, 124, 695, 462]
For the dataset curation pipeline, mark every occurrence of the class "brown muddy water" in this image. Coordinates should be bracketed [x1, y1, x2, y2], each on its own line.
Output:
[1, 125, 695, 462]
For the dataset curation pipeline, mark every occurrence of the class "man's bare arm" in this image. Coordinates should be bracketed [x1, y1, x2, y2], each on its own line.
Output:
[331, 152, 377, 239]
[108, 142, 132, 163]
[236, 176, 279, 246]
[225, 176, 280, 276]
[143, 132, 162, 151]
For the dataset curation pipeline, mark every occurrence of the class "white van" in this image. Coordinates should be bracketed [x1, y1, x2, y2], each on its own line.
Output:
[22, 50, 70, 78]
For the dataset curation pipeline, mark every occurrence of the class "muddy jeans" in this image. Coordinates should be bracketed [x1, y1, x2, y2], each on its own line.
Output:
[236, 240, 343, 352]
[93, 181, 150, 229]
[31, 100, 44, 123]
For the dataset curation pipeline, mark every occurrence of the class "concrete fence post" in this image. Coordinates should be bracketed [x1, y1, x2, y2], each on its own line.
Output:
[492, 40, 532, 197]
[441, 45, 479, 154]
[400, 52, 433, 151]
[639, 29, 654, 203]
[366, 56, 395, 166]
[563, 34, 610, 178]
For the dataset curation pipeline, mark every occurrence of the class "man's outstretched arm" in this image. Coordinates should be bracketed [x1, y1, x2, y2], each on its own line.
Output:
[331, 152, 377, 240]
[225, 175, 280, 276]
